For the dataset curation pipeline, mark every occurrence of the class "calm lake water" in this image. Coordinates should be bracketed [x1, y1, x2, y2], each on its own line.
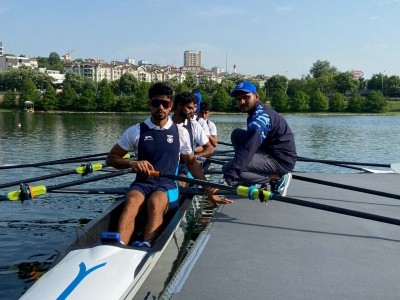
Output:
[0, 112, 400, 299]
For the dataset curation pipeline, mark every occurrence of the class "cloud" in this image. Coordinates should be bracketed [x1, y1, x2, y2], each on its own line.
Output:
[196, 6, 242, 18]
[275, 4, 293, 12]
[369, 15, 380, 20]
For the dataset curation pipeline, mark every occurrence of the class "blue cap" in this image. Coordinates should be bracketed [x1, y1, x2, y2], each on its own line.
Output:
[194, 92, 202, 114]
[230, 81, 257, 97]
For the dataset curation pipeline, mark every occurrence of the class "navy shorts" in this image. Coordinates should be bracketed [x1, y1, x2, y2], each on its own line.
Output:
[128, 182, 179, 211]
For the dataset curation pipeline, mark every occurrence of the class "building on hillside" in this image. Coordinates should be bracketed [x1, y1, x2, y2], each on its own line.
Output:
[125, 58, 136, 65]
[38, 68, 65, 85]
[0, 42, 3, 56]
[0, 55, 38, 71]
[184, 50, 201, 67]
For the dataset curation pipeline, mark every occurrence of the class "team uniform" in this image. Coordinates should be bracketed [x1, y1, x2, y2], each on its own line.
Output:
[223, 100, 297, 184]
[178, 118, 209, 177]
[196, 117, 211, 137]
[118, 116, 192, 210]
[198, 117, 217, 137]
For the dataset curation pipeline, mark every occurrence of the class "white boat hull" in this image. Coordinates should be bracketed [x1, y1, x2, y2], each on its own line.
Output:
[20, 245, 151, 299]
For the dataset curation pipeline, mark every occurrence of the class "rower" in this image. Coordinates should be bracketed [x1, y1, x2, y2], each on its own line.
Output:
[106, 82, 230, 247]
[197, 101, 218, 148]
[171, 92, 213, 187]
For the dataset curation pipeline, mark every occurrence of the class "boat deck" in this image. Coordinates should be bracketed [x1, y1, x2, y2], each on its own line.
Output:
[165, 173, 400, 299]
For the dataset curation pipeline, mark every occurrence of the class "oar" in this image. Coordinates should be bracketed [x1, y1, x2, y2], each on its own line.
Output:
[212, 150, 235, 156]
[0, 152, 109, 170]
[0, 163, 106, 189]
[293, 174, 400, 200]
[218, 141, 234, 147]
[197, 157, 228, 166]
[44, 187, 230, 196]
[149, 172, 400, 227]
[298, 156, 400, 173]
[3, 169, 134, 202]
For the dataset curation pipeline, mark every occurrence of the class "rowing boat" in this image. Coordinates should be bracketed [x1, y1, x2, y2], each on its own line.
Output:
[20, 177, 202, 299]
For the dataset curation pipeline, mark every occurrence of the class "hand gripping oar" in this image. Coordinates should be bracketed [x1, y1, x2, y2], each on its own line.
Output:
[3, 169, 133, 202]
[148, 171, 400, 227]
[293, 174, 400, 200]
[0, 152, 109, 170]
[297, 156, 400, 173]
[0, 163, 105, 189]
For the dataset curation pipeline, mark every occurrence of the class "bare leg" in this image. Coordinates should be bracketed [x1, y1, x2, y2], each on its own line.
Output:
[143, 191, 169, 243]
[118, 190, 145, 245]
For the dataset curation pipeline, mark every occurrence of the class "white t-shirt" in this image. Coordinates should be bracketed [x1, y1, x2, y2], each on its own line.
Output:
[196, 117, 211, 136]
[184, 118, 209, 147]
[198, 117, 217, 136]
[118, 116, 192, 155]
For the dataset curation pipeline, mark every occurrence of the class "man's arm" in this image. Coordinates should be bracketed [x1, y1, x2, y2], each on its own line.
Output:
[106, 144, 154, 175]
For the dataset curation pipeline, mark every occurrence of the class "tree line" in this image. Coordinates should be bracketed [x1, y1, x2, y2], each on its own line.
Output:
[0, 59, 396, 113]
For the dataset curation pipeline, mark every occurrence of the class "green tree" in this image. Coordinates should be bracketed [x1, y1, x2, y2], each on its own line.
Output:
[289, 91, 309, 112]
[183, 73, 198, 91]
[367, 73, 386, 92]
[42, 83, 58, 110]
[114, 95, 133, 112]
[58, 82, 77, 110]
[96, 79, 114, 111]
[64, 72, 86, 94]
[0, 67, 53, 91]
[134, 81, 151, 110]
[364, 91, 387, 113]
[48, 52, 64, 73]
[265, 75, 288, 98]
[78, 88, 96, 111]
[119, 73, 138, 95]
[386, 75, 400, 95]
[347, 93, 365, 113]
[211, 86, 230, 112]
[19, 78, 40, 108]
[333, 72, 359, 94]
[175, 83, 190, 94]
[270, 90, 289, 112]
[309, 90, 329, 112]
[309, 60, 337, 78]
[329, 92, 346, 112]
[1, 90, 17, 108]
[287, 78, 308, 98]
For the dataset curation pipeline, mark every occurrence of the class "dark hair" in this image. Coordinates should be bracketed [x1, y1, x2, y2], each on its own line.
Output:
[148, 82, 174, 100]
[173, 92, 198, 110]
[200, 101, 211, 111]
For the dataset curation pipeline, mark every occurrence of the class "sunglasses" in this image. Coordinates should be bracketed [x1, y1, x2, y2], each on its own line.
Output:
[150, 99, 172, 108]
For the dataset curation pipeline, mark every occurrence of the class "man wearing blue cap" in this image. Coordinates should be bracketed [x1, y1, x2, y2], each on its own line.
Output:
[221, 81, 297, 196]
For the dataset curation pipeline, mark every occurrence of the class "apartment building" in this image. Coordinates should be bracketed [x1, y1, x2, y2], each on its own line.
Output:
[0, 42, 3, 56]
[184, 50, 201, 67]
[0, 55, 38, 71]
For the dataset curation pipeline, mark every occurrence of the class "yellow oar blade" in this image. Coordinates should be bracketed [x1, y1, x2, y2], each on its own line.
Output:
[7, 185, 47, 201]
[75, 163, 103, 174]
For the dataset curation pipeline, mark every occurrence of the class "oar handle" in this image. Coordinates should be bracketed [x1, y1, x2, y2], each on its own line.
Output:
[149, 171, 161, 177]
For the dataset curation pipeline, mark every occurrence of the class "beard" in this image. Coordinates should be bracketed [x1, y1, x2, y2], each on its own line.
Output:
[152, 109, 168, 121]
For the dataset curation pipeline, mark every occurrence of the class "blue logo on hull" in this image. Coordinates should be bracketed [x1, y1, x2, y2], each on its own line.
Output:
[57, 261, 107, 300]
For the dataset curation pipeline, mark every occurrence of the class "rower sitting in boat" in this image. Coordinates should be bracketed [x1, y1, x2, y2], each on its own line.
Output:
[106, 82, 232, 247]
[171, 92, 214, 187]
[197, 100, 218, 148]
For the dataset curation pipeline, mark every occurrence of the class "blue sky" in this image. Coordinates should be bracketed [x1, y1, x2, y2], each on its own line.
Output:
[1, 0, 399, 79]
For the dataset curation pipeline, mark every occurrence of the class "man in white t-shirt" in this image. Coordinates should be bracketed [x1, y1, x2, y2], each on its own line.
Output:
[106, 83, 231, 247]
[197, 101, 218, 148]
